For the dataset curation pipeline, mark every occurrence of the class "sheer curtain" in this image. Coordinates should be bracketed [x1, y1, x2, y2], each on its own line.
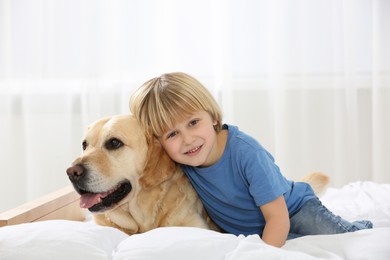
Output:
[0, 0, 389, 212]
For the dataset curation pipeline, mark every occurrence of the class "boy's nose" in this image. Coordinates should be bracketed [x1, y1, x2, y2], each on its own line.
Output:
[182, 132, 194, 145]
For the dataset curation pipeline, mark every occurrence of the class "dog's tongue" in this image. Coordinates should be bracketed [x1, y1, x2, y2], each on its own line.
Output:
[80, 193, 101, 208]
[80, 192, 108, 208]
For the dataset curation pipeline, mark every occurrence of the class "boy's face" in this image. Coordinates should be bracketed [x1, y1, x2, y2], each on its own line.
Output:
[158, 110, 221, 167]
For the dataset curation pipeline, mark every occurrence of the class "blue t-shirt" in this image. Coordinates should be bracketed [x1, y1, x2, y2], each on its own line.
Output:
[183, 124, 316, 236]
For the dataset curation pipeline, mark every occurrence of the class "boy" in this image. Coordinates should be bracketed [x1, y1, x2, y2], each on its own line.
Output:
[130, 72, 372, 247]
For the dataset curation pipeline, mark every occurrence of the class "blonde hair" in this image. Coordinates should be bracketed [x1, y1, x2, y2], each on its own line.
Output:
[130, 72, 223, 139]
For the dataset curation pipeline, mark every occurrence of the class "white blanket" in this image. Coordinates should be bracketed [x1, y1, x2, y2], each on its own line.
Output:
[1, 181, 390, 260]
[114, 226, 390, 260]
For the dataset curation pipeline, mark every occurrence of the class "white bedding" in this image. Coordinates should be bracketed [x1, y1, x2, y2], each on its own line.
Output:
[1, 181, 390, 260]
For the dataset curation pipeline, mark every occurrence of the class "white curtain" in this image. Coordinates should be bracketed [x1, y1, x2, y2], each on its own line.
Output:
[0, 0, 389, 212]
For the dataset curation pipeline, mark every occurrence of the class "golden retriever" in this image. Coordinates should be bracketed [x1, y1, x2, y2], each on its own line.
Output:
[66, 115, 329, 235]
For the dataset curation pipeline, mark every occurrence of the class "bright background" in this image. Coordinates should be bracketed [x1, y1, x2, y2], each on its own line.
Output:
[1, 0, 389, 212]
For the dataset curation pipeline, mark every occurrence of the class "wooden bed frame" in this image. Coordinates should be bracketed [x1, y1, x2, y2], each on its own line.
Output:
[0, 186, 85, 227]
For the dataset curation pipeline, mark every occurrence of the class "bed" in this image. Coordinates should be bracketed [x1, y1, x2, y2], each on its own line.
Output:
[1, 181, 390, 260]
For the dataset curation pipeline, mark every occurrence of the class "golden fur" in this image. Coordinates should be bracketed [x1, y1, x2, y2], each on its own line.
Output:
[67, 115, 328, 235]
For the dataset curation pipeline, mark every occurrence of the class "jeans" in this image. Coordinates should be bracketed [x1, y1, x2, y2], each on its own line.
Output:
[287, 198, 373, 240]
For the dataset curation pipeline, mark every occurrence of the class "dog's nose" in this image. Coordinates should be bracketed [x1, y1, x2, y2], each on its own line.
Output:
[66, 164, 85, 181]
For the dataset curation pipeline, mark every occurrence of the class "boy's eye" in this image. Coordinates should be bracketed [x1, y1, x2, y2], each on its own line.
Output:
[189, 119, 199, 126]
[166, 131, 177, 139]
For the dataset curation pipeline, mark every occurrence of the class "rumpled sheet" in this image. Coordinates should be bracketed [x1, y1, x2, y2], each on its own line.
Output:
[320, 181, 390, 227]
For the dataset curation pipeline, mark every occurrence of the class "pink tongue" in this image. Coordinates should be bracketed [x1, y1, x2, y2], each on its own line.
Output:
[80, 192, 108, 208]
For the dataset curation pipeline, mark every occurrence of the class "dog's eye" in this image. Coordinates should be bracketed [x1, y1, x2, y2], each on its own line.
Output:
[105, 138, 123, 150]
[82, 140, 88, 151]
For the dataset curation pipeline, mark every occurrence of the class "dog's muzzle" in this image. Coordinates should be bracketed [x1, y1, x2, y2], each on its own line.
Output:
[66, 164, 132, 212]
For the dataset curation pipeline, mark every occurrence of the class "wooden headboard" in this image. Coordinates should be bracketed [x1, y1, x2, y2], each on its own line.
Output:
[0, 186, 85, 227]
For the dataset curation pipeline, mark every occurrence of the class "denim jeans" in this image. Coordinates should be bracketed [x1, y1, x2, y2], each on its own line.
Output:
[287, 198, 373, 240]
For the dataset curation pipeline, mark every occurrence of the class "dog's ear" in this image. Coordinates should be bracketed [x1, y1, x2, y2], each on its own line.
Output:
[139, 137, 177, 189]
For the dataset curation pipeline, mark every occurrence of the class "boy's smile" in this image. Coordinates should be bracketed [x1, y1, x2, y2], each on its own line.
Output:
[158, 111, 227, 167]
[185, 145, 202, 156]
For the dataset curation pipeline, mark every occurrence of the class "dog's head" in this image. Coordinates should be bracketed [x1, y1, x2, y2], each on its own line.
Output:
[67, 114, 177, 214]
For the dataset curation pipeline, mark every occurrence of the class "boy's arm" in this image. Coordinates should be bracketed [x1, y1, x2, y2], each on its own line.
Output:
[260, 195, 290, 247]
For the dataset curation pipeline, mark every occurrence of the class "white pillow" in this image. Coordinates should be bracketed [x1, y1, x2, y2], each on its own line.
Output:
[0, 220, 128, 260]
[113, 227, 319, 260]
[113, 227, 243, 260]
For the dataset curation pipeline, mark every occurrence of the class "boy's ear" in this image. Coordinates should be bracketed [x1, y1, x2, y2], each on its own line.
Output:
[139, 137, 177, 189]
